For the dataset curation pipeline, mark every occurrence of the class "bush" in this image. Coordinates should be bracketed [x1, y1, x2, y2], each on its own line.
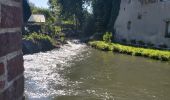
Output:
[159, 44, 168, 48]
[147, 42, 154, 47]
[103, 32, 112, 43]
[138, 40, 145, 45]
[130, 39, 136, 44]
[23, 32, 56, 46]
[121, 39, 127, 44]
[47, 26, 62, 37]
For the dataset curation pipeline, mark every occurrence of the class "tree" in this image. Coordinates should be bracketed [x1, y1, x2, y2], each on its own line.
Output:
[48, 0, 121, 37]
[48, 0, 61, 22]
[49, 0, 93, 30]
[93, 0, 121, 33]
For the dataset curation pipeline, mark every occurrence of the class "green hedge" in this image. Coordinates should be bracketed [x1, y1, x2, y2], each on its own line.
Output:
[89, 41, 170, 61]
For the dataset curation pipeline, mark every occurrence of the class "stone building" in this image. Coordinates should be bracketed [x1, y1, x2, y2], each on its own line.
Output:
[25, 14, 46, 33]
[114, 0, 170, 48]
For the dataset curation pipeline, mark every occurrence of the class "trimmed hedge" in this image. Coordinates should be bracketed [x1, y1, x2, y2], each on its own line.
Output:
[89, 41, 170, 61]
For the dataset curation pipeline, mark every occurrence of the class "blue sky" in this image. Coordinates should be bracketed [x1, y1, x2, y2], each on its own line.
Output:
[29, 0, 49, 8]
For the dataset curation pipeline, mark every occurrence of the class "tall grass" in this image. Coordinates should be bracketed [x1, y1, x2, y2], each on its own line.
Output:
[89, 41, 170, 61]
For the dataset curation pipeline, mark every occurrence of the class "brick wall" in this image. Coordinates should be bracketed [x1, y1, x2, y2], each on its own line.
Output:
[0, 0, 24, 100]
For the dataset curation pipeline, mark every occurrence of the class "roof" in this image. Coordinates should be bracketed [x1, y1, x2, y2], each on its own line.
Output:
[28, 14, 46, 23]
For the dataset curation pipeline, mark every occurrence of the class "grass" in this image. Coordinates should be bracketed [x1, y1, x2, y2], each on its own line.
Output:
[89, 41, 170, 61]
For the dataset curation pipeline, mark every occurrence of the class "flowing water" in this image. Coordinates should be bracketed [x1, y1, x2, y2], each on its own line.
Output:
[24, 40, 170, 100]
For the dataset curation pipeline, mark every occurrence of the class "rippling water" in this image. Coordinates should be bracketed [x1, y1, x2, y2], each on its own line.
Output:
[24, 40, 170, 100]
[24, 40, 90, 100]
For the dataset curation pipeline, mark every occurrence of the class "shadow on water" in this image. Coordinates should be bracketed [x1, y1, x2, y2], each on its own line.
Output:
[24, 40, 170, 100]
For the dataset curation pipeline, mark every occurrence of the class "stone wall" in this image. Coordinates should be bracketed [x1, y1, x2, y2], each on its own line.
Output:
[114, 0, 170, 48]
[0, 0, 24, 100]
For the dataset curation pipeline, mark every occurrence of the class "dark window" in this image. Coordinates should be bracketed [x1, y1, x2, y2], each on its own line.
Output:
[165, 21, 170, 38]
[137, 14, 142, 20]
[127, 21, 131, 30]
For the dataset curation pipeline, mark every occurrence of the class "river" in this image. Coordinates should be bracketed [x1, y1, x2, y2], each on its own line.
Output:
[24, 40, 170, 100]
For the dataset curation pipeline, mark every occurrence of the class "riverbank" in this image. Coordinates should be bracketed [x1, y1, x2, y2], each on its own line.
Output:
[22, 33, 61, 54]
[89, 41, 170, 61]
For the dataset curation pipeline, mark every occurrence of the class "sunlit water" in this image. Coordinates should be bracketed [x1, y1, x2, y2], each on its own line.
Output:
[24, 40, 170, 100]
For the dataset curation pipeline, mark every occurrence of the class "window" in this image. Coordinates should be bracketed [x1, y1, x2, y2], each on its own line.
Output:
[165, 21, 170, 37]
[127, 21, 131, 30]
[137, 14, 142, 20]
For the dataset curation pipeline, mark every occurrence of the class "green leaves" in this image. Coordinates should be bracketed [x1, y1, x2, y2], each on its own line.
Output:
[23, 32, 56, 46]
[89, 41, 170, 61]
[103, 32, 112, 43]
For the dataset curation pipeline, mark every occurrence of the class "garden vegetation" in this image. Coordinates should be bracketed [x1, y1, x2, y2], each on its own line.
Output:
[23, 32, 57, 46]
[89, 41, 170, 61]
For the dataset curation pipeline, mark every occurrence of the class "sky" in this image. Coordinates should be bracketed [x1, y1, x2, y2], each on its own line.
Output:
[29, 0, 49, 8]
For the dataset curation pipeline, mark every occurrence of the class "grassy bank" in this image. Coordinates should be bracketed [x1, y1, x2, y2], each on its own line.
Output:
[89, 41, 170, 61]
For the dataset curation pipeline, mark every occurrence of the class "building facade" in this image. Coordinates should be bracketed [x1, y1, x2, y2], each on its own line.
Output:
[114, 0, 170, 48]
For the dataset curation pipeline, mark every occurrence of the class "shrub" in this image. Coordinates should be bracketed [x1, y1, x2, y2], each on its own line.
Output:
[23, 32, 56, 46]
[60, 36, 65, 43]
[122, 39, 127, 44]
[159, 44, 168, 48]
[130, 39, 136, 44]
[147, 42, 154, 47]
[138, 40, 145, 45]
[103, 32, 112, 43]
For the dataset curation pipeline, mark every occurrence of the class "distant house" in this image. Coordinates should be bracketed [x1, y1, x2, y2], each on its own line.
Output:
[28, 14, 46, 23]
[25, 14, 46, 33]
[114, 0, 170, 49]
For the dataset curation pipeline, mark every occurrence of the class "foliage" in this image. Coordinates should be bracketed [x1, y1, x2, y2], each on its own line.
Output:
[23, 32, 56, 46]
[47, 26, 62, 37]
[49, 0, 93, 30]
[89, 41, 170, 61]
[60, 36, 65, 43]
[48, 0, 121, 36]
[121, 39, 127, 43]
[130, 39, 136, 44]
[138, 40, 145, 45]
[93, 0, 121, 33]
[63, 20, 74, 24]
[48, 0, 61, 22]
[49, 0, 79, 26]
[159, 44, 168, 48]
[89, 41, 112, 51]
[103, 32, 112, 43]
[147, 42, 154, 47]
